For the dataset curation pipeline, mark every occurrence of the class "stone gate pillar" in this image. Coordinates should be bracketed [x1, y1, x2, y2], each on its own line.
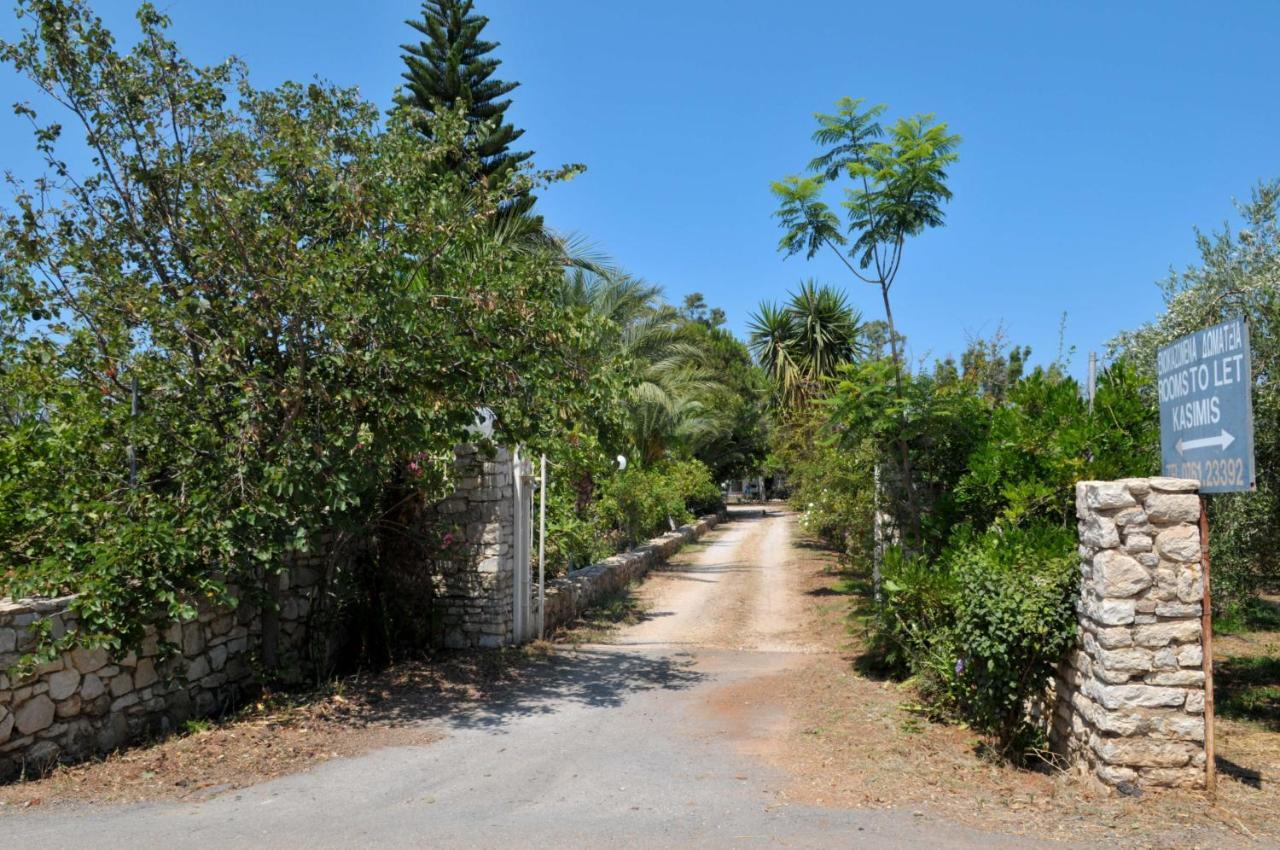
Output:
[425, 445, 523, 649]
[1052, 477, 1208, 789]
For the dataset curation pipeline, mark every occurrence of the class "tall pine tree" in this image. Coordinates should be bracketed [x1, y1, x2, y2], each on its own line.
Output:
[399, 0, 533, 212]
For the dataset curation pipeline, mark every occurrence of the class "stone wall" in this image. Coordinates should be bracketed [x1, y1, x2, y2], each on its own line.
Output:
[0, 444, 723, 778]
[0, 564, 322, 779]
[541, 513, 724, 635]
[413, 445, 522, 649]
[1052, 477, 1208, 789]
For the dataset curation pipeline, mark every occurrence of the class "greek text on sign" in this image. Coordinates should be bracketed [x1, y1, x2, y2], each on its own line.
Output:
[1156, 316, 1255, 493]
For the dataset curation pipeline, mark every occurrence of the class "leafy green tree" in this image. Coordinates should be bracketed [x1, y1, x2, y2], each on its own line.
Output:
[773, 98, 960, 540]
[0, 0, 597, 663]
[680, 292, 726, 328]
[398, 0, 531, 209]
[1111, 180, 1280, 615]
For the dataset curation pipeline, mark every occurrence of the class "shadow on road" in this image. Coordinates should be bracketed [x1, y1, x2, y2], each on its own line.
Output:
[318, 647, 706, 736]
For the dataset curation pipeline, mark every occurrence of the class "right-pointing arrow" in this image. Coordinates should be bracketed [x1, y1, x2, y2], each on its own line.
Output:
[1176, 429, 1236, 455]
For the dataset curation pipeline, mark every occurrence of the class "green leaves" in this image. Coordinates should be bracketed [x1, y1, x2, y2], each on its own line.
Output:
[0, 0, 602, 660]
[748, 280, 864, 409]
[773, 98, 960, 281]
[771, 175, 845, 260]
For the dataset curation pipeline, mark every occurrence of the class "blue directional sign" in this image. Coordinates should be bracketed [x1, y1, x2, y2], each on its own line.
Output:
[1157, 317, 1256, 493]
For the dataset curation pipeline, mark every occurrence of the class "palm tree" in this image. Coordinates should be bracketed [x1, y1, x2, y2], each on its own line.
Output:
[748, 281, 864, 407]
[563, 268, 725, 464]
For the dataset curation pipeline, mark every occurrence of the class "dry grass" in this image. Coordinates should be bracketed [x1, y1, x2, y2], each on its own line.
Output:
[0, 649, 542, 809]
[749, 534, 1280, 849]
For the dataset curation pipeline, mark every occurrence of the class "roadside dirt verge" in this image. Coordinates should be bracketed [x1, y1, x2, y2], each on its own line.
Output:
[733, 531, 1280, 849]
[0, 650, 549, 809]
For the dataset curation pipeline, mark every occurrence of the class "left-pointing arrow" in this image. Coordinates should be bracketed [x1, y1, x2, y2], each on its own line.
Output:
[1176, 429, 1236, 455]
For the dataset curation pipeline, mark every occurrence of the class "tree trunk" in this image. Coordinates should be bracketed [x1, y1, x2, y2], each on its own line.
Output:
[880, 282, 923, 548]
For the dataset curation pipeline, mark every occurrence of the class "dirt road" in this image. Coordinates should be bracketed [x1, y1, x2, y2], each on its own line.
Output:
[2, 509, 1070, 848]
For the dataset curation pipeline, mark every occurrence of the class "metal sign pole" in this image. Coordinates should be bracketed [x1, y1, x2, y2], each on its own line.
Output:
[1199, 496, 1216, 796]
[538, 453, 547, 641]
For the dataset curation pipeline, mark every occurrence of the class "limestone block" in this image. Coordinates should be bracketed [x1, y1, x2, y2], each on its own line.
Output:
[109, 672, 134, 698]
[1177, 646, 1203, 668]
[1133, 620, 1201, 648]
[1140, 767, 1202, 788]
[1085, 482, 1137, 510]
[47, 668, 80, 701]
[133, 658, 159, 689]
[1155, 526, 1200, 563]
[0, 628, 15, 654]
[1148, 477, 1199, 493]
[1094, 551, 1152, 598]
[79, 674, 105, 700]
[55, 695, 81, 719]
[0, 708, 13, 744]
[1145, 493, 1201, 524]
[1093, 711, 1146, 736]
[1184, 690, 1205, 714]
[1153, 713, 1205, 742]
[1153, 647, 1178, 669]
[1176, 569, 1204, 604]
[1096, 764, 1139, 785]
[1122, 533, 1153, 554]
[1080, 514, 1120, 549]
[1085, 680, 1188, 711]
[14, 694, 55, 735]
[1145, 669, 1205, 687]
[1075, 481, 1090, 519]
[1119, 478, 1154, 498]
[1091, 736, 1197, 768]
[1112, 507, 1148, 527]
[1090, 598, 1136, 626]
[1155, 601, 1201, 618]
[1096, 646, 1153, 672]
[1096, 666, 1139, 685]
[1092, 626, 1134, 649]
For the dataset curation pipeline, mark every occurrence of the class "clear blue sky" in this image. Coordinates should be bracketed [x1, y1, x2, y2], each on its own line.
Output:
[2, 1, 1278, 377]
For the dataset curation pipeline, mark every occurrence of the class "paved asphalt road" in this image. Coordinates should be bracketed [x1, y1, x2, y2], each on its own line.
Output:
[2, 509, 1071, 849]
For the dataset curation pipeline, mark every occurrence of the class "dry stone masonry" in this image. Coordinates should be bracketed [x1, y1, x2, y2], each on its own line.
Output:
[1053, 477, 1208, 790]
[0, 566, 322, 779]
[540, 513, 723, 634]
[415, 445, 522, 649]
[0, 440, 727, 778]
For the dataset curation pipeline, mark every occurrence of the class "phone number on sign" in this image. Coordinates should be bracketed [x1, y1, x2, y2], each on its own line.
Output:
[1164, 458, 1246, 488]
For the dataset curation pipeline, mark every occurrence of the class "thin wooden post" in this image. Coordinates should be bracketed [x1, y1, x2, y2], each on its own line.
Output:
[1199, 496, 1216, 796]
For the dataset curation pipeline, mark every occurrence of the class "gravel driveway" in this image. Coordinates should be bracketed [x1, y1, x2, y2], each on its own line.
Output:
[2, 509, 1073, 848]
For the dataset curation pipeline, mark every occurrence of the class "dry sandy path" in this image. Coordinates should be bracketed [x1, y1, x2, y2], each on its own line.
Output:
[1, 508, 1071, 849]
[619, 507, 814, 653]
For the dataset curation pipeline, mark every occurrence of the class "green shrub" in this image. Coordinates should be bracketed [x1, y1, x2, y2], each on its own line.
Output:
[871, 545, 959, 678]
[664, 458, 723, 517]
[947, 523, 1078, 755]
[593, 466, 689, 547]
[545, 507, 613, 574]
[870, 524, 1079, 757]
